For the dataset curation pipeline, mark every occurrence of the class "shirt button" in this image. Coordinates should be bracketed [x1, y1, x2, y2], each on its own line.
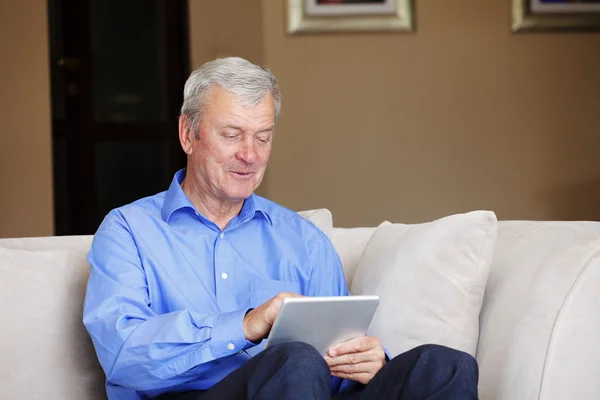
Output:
[227, 343, 235, 351]
[220, 232, 224, 239]
[221, 272, 228, 280]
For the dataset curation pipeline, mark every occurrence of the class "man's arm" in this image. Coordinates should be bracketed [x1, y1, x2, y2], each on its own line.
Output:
[83, 224, 255, 392]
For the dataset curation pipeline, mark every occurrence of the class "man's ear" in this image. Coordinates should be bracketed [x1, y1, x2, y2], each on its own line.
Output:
[179, 115, 194, 155]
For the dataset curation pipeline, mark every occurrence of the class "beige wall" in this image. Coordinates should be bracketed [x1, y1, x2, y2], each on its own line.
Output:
[2, 0, 599, 237]
[0, 0, 54, 238]
[188, 0, 264, 66]
[257, 0, 600, 226]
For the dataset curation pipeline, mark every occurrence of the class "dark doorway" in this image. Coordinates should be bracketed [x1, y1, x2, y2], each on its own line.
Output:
[48, 0, 189, 235]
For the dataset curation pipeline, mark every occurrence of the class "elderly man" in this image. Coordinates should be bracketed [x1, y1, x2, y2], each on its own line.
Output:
[83, 57, 478, 399]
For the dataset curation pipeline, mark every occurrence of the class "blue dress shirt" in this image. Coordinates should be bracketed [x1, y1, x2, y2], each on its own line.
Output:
[83, 169, 354, 399]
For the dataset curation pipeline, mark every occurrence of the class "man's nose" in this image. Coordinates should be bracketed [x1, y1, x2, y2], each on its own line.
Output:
[236, 135, 257, 163]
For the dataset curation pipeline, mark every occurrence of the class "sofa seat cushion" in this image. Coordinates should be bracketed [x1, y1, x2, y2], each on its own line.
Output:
[351, 211, 498, 358]
[0, 247, 105, 399]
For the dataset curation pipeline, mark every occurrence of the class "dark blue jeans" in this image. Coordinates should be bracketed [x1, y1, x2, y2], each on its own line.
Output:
[157, 342, 479, 399]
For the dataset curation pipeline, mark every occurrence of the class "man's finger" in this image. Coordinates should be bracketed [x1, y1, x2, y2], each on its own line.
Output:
[328, 336, 377, 357]
[331, 371, 374, 385]
[324, 351, 378, 367]
[329, 361, 381, 375]
[277, 292, 303, 299]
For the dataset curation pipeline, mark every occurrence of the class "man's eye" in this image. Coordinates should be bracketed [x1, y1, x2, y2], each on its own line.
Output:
[223, 133, 239, 139]
[256, 134, 272, 144]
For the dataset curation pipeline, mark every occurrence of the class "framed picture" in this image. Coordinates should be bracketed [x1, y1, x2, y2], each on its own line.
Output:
[512, 0, 600, 32]
[287, 0, 414, 34]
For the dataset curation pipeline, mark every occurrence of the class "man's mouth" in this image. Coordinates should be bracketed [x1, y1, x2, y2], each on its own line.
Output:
[229, 171, 255, 180]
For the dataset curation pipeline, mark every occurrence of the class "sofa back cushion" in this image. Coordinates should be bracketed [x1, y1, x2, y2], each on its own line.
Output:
[331, 227, 379, 288]
[350, 211, 498, 358]
[0, 246, 105, 399]
[0, 235, 93, 252]
[478, 221, 600, 400]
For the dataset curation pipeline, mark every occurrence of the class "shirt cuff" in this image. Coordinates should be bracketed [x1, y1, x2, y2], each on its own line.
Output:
[383, 346, 392, 362]
[209, 308, 255, 359]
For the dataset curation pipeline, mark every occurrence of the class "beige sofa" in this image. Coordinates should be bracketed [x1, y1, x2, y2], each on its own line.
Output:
[1, 211, 599, 399]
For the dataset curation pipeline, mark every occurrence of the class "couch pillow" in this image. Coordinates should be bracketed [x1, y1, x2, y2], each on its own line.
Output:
[331, 222, 391, 288]
[0, 247, 106, 399]
[298, 208, 334, 240]
[350, 211, 497, 357]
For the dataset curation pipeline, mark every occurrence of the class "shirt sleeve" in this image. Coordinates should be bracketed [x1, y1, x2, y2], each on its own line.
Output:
[306, 235, 349, 297]
[83, 220, 255, 391]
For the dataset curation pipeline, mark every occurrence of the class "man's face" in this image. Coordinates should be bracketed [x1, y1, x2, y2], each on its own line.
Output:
[185, 86, 275, 205]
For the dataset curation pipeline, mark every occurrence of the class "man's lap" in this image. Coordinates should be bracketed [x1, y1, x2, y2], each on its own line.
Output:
[156, 343, 478, 400]
[156, 342, 330, 400]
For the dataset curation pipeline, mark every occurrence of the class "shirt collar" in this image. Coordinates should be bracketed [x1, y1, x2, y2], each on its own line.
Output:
[238, 192, 273, 226]
[161, 168, 272, 226]
[161, 169, 195, 222]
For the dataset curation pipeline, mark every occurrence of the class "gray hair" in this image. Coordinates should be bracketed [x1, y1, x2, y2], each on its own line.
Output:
[180, 57, 281, 138]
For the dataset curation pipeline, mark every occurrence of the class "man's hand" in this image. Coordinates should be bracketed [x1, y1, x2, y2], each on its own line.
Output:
[325, 336, 386, 385]
[243, 292, 303, 343]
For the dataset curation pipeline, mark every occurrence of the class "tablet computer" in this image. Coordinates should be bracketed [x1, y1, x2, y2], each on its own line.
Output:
[264, 295, 380, 356]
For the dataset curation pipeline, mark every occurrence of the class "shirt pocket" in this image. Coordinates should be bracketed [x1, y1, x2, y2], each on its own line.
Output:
[249, 279, 302, 308]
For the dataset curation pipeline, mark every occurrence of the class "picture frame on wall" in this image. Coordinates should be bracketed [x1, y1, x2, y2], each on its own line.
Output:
[512, 0, 600, 32]
[287, 0, 414, 34]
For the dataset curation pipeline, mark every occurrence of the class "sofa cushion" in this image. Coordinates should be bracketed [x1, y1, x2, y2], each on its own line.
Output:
[331, 227, 376, 288]
[0, 247, 105, 399]
[477, 221, 600, 400]
[351, 211, 497, 357]
[0, 235, 92, 252]
[331, 222, 390, 288]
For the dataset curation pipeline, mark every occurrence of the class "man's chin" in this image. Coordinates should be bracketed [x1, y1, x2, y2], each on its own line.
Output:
[224, 178, 261, 197]
[224, 187, 256, 203]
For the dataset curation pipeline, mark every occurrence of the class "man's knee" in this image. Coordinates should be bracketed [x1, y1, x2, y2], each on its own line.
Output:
[247, 342, 330, 398]
[371, 345, 478, 399]
[413, 344, 477, 375]
[263, 342, 329, 377]
[393, 343, 479, 390]
[387, 344, 478, 382]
